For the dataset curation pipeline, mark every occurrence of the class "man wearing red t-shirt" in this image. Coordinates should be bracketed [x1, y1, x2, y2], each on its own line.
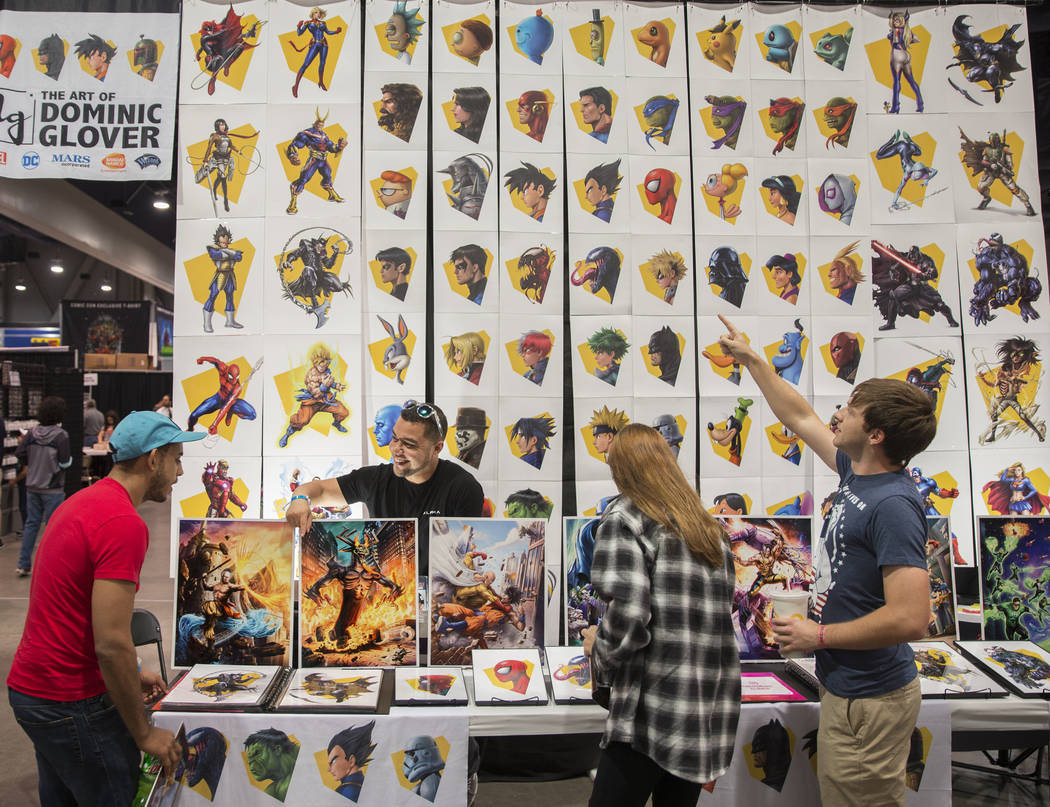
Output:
[8, 410, 204, 806]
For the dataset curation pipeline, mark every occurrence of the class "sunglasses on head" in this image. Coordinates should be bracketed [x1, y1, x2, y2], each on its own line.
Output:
[402, 400, 446, 434]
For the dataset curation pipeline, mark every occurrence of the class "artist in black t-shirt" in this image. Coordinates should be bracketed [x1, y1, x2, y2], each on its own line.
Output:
[284, 400, 484, 567]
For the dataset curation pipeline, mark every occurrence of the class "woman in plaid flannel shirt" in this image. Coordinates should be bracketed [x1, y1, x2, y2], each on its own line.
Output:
[582, 424, 741, 806]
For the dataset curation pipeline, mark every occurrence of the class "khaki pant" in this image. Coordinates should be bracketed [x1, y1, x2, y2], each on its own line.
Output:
[817, 677, 921, 807]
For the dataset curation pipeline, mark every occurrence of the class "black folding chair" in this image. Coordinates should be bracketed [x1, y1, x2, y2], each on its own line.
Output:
[130, 608, 168, 687]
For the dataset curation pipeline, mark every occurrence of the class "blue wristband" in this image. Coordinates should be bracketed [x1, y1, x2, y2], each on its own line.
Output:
[290, 494, 310, 506]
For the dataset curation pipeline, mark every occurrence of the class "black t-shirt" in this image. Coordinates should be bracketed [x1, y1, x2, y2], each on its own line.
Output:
[336, 459, 484, 571]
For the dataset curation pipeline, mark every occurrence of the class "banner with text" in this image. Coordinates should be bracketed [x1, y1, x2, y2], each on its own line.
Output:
[0, 10, 178, 179]
[61, 300, 152, 355]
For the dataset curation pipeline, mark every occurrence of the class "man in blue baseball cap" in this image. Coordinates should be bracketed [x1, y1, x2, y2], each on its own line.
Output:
[8, 411, 203, 805]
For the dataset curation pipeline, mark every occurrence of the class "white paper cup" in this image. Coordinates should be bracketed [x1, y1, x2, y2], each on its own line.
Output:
[769, 590, 811, 660]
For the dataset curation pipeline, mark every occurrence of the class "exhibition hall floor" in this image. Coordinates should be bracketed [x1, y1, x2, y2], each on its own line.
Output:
[0, 500, 1044, 807]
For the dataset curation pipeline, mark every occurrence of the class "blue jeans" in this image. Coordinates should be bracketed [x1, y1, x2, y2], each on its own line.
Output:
[18, 490, 64, 571]
[9, 687, 141, 807]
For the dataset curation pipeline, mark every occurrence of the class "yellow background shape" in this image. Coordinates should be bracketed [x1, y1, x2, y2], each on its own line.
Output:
[368, 426, 393, 461]
[368, 328, 417, 381]
[707, 251, 752, 298]
[696, 18, 743, 74]
[819, 333, 866, 376]
[572, 176, 619, 218]
[391, 736, 451, 792]
[190, 15, 262, 91]
[272, 348, 351, 438]
[919, 470, 960, 516]
[369, 166, 419, 215]
[763, 335, 809, 376]
[760, 174, 805, 223]
[982, 467, 1050, 513]
[638, 252, 686, 303]
[443, 415, 490, 463]
[708, 407, 752, 465]
[630, 18, 676, 62]
[184, 237, 255, 312]
[808, 21, 854, 63]
[313, 745, 370, 796]
[886, 356, 952, 426]
[243, 734, 300, 797]
[125, 41, 164, 81]
[870, 131, 937, 206]
[574, 248, 623, 305]
[31, 39, 68, 77]
[765, 421, 807, 465]
[277, 17, 347, 86]
[864, 24, 930, 100]
[504, 249, 556, 303]
[958, 131, 1026, 208]
[505, 330, 555, 381]
[699, 97, 746, 147]
[635, 172, 682, 222]
[754, 21, 802, 73]
[640, 331, 686, 381]
[975, 357, 1043, 426]
[815, 249, 864, 299]
[505, 414, 555, 462]
[187, 124, 260, 205]
[700, 171, 746, 225]
[568, 15, 614, 63]
[273, 234, 348, 305]
[569, 91, 619, 137]
[760, 252, 807, 299]
[369, 246, 417, 296]
[765, 493, 807, 516]
[275, 122, 349, 201]
[812, 96, 857, 144]
[444, 329, 490, 379]
[818, 174, 862, 222]
[507, 165, 557, 220]
[707, 493, 753, 515]
[505, 13, 553, 64]
[375, 10, 423, 61]
[180, 476, 251, 519]
[703, 341, 744, 382]
[576, 340, 625, 384]
[441, 14, 492, 64]
[632, 93, 679, 142]
[967, 238, 1035, 318]
[180, 354, 254, 442]
[759, 98, 805, 149]
[441, 248, 491, 301]
[503, 89, 556, 140]
[484, 659, 535, 690]
[75, 38, 116, 79]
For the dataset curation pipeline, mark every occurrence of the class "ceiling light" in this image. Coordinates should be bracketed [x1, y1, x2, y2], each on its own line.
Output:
[14, 280, 27, 291]
[153, 198, 170, 210]
[50, 261, 63, 273]
[100, 280, 113, 292]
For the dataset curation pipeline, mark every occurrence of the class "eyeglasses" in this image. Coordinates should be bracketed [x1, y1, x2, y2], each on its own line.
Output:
[402, 400, 446, 433]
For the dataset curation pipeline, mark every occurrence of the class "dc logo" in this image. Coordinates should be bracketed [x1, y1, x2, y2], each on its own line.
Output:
[22, 151, 39, 170]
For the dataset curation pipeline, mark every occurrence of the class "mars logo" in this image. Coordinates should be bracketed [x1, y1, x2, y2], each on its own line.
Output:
[22, 151, 39, 169]
[135, 153, 161, 169]
[52, 153, 90, 167]
[101, 153, 126, 170]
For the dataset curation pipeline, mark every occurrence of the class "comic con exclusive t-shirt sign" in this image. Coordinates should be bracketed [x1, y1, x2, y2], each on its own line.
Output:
[813, 451, 927, 698]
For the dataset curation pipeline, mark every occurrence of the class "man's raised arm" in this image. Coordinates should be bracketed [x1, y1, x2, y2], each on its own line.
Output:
[716, 314, 838, 471]
[284, 476, 347, 533]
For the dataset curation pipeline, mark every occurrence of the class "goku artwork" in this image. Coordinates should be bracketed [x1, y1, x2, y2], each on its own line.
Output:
[300, 520, 417, 666]
[278, 344, 349, 447]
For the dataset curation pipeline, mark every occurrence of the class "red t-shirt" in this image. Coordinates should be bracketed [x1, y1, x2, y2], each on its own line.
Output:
[8, 478, 149, 700]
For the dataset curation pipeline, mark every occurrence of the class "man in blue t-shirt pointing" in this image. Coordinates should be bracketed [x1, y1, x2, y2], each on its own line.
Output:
[718, 315, 934, 807]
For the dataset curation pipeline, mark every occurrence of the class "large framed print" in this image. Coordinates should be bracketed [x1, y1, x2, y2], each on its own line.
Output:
[956, 640, 1050, 698]
[922, 517, 956, 642]
[978, 517, 1050, 653]
[563, 516, 605, 645]
[910, 641, 1007, 699]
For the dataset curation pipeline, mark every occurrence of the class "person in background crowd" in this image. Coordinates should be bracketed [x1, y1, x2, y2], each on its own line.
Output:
[98, 410, 119, 444]
[83, 399, 105, 447]
[582, 424, 740, 806]
[15, 397, 72, 577]
[153, 395, 173, 419]
[8, 411, 199, 804]
[716, 314, 933, 807]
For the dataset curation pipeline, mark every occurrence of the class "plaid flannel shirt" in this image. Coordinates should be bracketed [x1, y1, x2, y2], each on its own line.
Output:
[590, 495, 741, 784]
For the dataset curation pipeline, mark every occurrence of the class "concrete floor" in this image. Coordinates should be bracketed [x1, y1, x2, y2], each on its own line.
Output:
[0, 499, 1044, 806]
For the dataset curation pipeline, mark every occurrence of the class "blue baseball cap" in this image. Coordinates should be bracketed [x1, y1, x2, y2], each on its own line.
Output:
[109, 410, 205, 462]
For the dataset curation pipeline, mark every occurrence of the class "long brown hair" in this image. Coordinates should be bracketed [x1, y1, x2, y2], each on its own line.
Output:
[607, 423, 726, 566]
